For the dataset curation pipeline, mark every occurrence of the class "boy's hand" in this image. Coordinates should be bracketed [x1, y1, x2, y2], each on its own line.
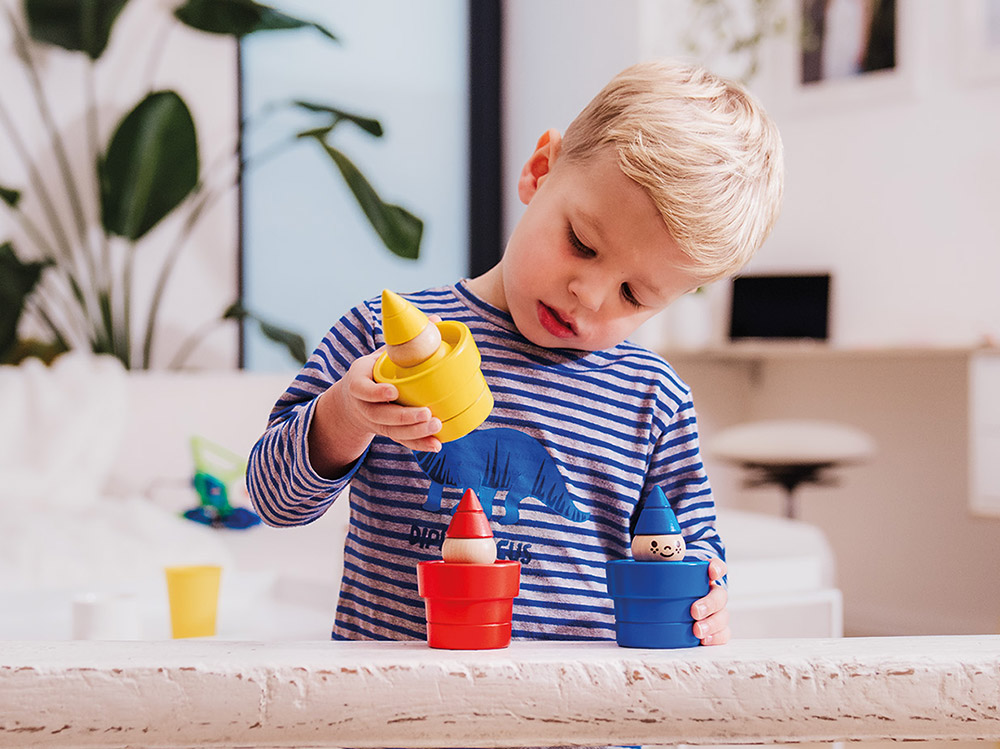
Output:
[340, 350, 443, 451]
[309, 349, 442, 478]
[691, 558, 729, 646]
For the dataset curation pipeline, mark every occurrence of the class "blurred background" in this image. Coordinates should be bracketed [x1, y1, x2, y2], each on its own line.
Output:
[1, 0, 999, 658]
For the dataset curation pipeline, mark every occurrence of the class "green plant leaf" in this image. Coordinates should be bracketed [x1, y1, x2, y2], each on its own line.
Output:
[309, 141, 422, 261]
[0, 242, 51, 359]
[295, 126, 335, 141]
[1, 337, 67, 366]
[293, 101, 383, 138]
[223, 303, 307, 364]
[0, 185, 21, 208]
[174, 0, 337, 41]
[258, 320, 307, 364]
[25, 0, 130, 59]
[100, 90, 199, 241]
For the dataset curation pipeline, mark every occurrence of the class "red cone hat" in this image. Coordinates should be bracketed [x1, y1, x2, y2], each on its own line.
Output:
[446, 489, 493, 539]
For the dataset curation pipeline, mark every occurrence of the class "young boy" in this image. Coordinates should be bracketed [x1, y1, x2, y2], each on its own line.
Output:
[247, 60, 783, 646]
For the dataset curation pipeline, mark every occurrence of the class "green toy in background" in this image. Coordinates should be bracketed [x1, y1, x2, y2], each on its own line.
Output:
[185, 436, 261, 530]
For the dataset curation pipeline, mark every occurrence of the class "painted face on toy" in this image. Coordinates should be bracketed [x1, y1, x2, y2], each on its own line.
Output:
[631, 533, 686, 562]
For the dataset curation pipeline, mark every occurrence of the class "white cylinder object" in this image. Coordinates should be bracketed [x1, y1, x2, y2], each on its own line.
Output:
[72, 593, 141, 641]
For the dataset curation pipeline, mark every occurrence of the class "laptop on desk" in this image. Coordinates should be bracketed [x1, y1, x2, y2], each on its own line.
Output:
[727, 273, 831, 344]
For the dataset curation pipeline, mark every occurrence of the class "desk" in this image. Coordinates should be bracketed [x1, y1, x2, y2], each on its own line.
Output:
[661, 344, 1000, 517]
[2, 637, 999, 746]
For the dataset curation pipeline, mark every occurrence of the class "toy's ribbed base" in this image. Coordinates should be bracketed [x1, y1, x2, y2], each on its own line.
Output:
[605, 559, 709, 649]
[614, 620, 700, 649]
[435, 384, 493, 443]
[426, 621, 513, 650]
[417, 560, 520, 650]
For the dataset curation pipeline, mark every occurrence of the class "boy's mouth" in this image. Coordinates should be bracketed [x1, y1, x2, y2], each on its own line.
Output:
[537, 302, 576, 338]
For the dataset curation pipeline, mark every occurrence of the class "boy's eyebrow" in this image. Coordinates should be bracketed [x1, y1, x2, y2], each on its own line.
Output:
[576, 209, 672, 302]
[574, 210, 606, 245]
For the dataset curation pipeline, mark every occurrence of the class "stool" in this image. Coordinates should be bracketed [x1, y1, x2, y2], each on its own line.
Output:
[709, 419, 875, 519]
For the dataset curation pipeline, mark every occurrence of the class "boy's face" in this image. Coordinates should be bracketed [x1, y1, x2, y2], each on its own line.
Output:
[486, 141, 702, 352]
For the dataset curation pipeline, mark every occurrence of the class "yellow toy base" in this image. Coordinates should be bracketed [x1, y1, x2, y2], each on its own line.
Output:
[435, 386, 494, 443]
[374, 320, 493, 443]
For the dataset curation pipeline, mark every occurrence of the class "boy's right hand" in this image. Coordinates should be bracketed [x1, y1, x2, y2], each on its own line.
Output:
[309, 350, 442, 479]
[340, 350, 444, 451]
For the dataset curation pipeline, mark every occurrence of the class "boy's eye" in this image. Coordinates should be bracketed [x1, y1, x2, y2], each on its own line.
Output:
[621, 283, 642, 308]
[566, 224, 595, 257]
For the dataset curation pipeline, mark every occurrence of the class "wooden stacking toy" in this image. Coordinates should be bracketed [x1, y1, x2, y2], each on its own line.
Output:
[605, 486, 709, 648]
[416, 489, 520, 649]
[373, 290, 493, 443]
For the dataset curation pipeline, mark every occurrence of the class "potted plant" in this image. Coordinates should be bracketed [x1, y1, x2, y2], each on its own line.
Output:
[0, 0, 422, 369]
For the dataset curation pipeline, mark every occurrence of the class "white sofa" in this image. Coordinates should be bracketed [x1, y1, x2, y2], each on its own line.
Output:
[0, 355, 841, 641]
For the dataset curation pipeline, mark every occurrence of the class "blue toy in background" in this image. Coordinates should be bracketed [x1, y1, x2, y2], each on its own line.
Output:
[183, 436, 261, 530]
[605, 486, 709, 648]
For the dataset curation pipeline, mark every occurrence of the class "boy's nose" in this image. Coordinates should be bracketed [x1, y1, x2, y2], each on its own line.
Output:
[567, 276, 607, 311]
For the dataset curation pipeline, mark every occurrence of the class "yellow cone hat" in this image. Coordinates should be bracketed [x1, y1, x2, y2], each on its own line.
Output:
[381, 289, 430, 345]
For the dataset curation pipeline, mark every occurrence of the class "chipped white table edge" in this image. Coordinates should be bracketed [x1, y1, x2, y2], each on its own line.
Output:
[2, 636, 999, 747]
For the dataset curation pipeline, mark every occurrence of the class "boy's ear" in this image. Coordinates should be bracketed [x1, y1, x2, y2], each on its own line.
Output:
[517, 129, 562, 204]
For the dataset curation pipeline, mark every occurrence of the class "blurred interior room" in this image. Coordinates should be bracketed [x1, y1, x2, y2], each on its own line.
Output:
[1, 0, 998, 687]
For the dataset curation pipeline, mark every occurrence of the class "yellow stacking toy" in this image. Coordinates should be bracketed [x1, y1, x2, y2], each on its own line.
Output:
[373, 290, 493, 443]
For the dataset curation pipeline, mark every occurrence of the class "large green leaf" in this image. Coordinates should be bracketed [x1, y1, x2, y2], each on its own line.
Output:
[0, 185, 21, 208]
[294, 101, 383, 138]
[0, 242, 51, 358]
[174, 0, 336, 41]
[25, 0, 130, 60]
[100, 91, 199, 241]
[223, 303, 307, 364]
[309, 140, 423, 261]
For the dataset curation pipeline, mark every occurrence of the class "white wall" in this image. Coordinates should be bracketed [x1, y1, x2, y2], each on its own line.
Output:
[502, 0, 1000, 349]
[502, 1, 643, 239]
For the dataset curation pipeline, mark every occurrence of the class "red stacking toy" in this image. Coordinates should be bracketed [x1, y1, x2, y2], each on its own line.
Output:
[417, 489, 520, 649]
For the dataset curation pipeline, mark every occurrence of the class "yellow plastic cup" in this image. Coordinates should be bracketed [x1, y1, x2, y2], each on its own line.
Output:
[165, 565, 221, 638]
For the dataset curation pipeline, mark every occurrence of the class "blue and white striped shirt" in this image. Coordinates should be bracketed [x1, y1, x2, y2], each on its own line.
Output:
[247, 281, 724, 641]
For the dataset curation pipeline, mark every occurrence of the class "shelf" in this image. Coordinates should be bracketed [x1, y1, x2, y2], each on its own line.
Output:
[659, 343, 1000, 362]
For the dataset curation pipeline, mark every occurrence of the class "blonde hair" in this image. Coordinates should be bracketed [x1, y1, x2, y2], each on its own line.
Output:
[561, 60, 784, 282]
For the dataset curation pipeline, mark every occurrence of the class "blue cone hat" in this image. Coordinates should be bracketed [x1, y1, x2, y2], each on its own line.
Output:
[633, 486, 682, 536]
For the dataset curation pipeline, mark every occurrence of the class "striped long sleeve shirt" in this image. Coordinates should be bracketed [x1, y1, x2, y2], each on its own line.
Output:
[247, 281, 725, 641]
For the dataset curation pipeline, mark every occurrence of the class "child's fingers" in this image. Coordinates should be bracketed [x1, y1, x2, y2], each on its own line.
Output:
[692, 580, 728, 620]
[345, 354, 398, 403]
[692, 564, 730, 646]
[694, 608, 731, 646]
[694, 607, 729, 637]
[398, 435, 443, 453]
[351, 379, 397, 404]
[358, 401, 442, 449]
[362, 402, 438, 431]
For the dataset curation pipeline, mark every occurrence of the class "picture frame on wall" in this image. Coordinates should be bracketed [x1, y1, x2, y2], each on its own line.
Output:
[788, 0, 914, 111]
[800, 0, 896, 85]
[960, 0, 1000, 83]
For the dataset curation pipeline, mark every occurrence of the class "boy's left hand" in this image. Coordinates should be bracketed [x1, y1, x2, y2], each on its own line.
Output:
[691, 558, 729, 646]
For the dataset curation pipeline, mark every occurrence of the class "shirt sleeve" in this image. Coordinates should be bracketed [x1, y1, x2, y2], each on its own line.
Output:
[246, 300, 379, 527]
[643, 394, 726, 565]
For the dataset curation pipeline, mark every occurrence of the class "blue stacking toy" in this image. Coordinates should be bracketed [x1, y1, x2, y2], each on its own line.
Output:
[605, 487, 709, 648]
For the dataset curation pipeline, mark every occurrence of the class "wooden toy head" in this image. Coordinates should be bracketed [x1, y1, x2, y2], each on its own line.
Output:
[630, 486, 686, 562]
